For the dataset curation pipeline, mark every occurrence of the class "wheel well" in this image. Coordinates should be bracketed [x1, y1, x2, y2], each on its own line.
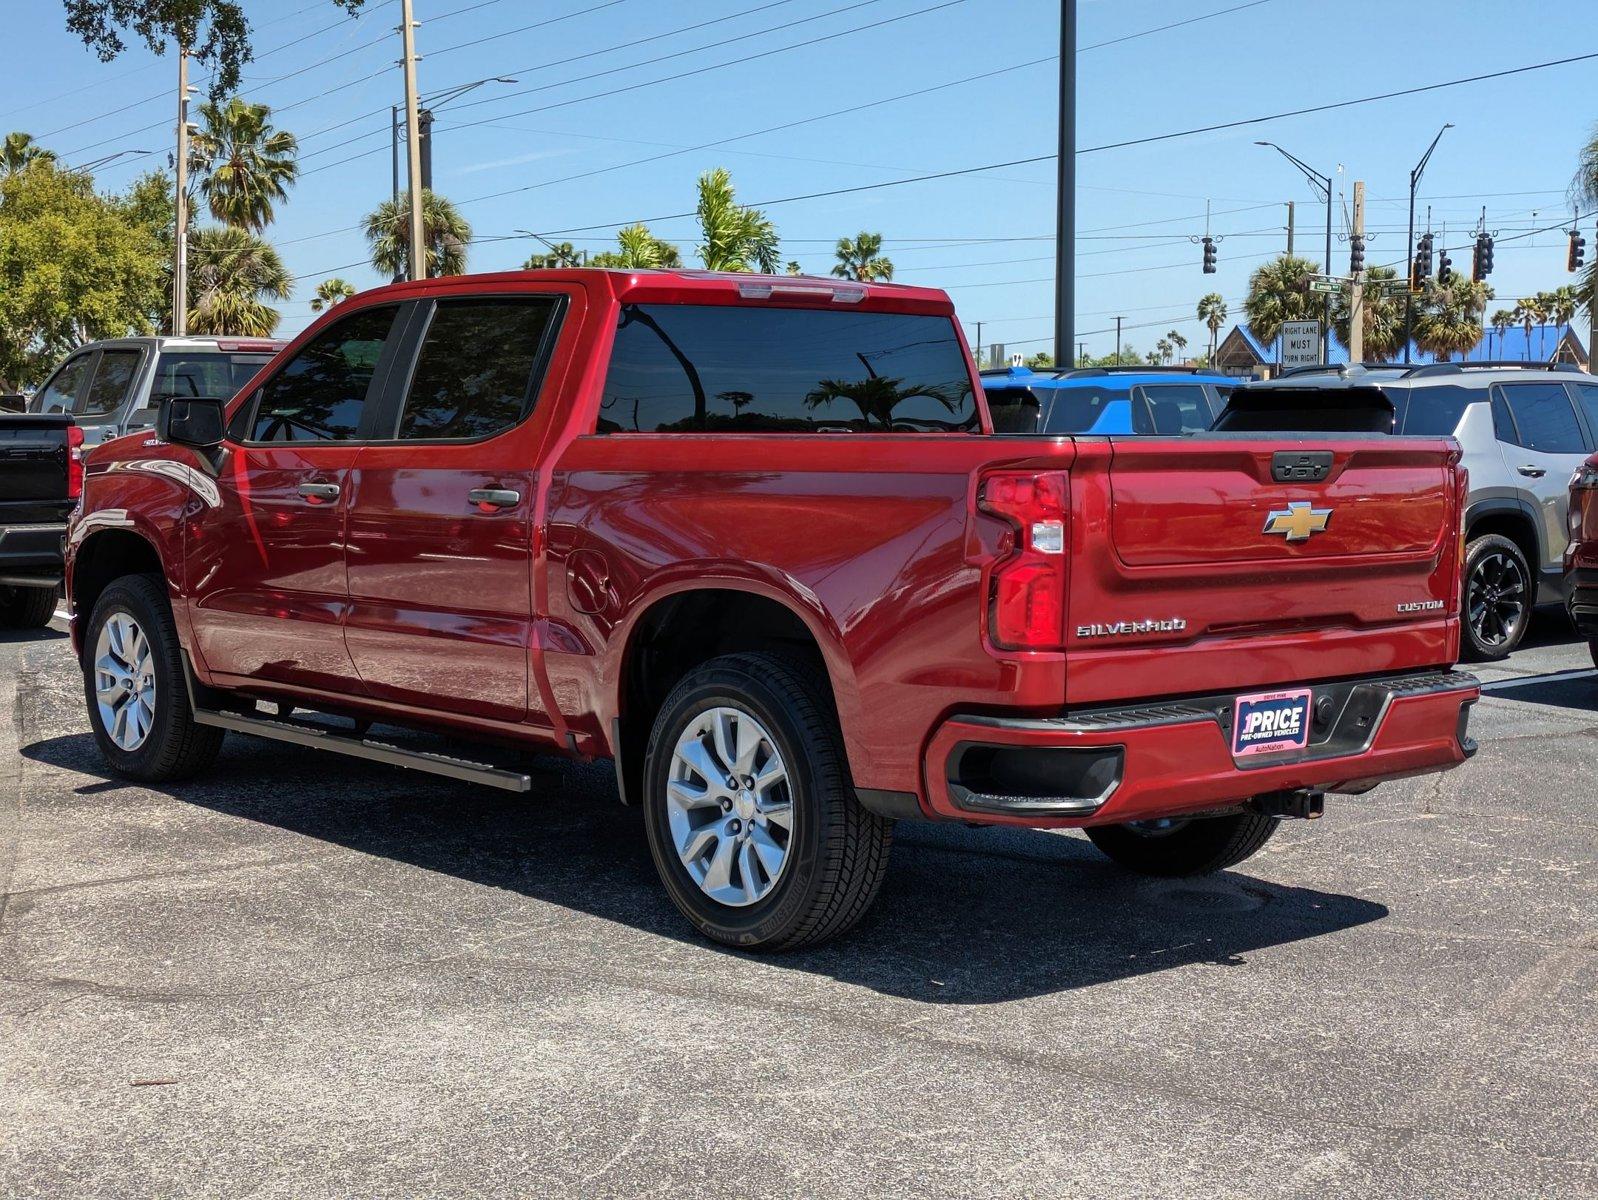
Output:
[1467, 509, 1540, 574]
[615, 589, 830, 805]
[71, 530, 165, 634]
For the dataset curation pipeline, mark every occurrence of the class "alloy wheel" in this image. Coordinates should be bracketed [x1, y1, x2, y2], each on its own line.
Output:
[1467, 550, 1527, 650]
[94, 612, 157, 752]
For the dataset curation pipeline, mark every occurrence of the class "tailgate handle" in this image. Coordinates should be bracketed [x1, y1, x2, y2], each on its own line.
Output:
[1271, 451, 1334, 483]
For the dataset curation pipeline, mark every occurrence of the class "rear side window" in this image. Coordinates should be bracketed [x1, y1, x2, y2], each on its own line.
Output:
[397, 298, 559, 440]
[154, 352, 272, 402]
[1042, 384, 1125, 434]
[1134, 383, 1212, 434]
[1400, 385, 1476, 435]
[34, 354, 93, 414]
[1496, 383, 1587, 454]
[1571, 383, 1598, 441]
[984, 386, 1044, 434]
[80, 349, 142, 416]
[599, 304, 976, 433]
[250, 306, 398, 443]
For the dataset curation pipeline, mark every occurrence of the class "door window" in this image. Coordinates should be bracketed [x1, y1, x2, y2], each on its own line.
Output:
[249, 306, 399, 443]
[1570, 383, 1598, 447]
[1135, 383, 1213, 433]
[396, 298, 560, 440]
[80, 349, 142, 417]
[1497, 383, 1587, 454]
[34, 354, 93, 414]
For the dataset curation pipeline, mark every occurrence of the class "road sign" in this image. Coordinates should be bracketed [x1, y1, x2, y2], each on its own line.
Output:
[1308, 279, 1344, 295]
[1280, 320, 1323, 368]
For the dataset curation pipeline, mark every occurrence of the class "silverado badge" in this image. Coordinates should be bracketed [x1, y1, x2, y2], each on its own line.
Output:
[1262, 501, 1333, 543]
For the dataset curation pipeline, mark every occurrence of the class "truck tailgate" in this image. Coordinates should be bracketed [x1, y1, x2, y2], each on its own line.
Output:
[1064, 435, 1463, 705]
[0, 413, 75, 525]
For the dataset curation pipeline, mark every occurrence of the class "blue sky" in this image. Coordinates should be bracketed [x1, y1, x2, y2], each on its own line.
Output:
[4, 0, 1596, 355]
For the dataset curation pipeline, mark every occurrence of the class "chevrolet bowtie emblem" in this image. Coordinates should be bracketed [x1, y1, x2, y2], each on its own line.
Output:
[1262, 501, 1333, 542]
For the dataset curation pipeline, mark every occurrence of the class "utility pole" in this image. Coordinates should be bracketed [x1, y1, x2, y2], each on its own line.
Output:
[1286, 200, 1295, 256]
[172, 46, 193, 336]
[1115, 316, 1123, 363]
[1348, 181, 1366, 363]
[399, 0, 426, 282]
[973, 321, 983, 366]
[1076, 340, 1085, 368]
[1053, 0, 1076, 367]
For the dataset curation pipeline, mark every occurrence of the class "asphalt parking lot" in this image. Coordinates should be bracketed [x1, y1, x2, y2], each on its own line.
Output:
[2, 613, 1594, 1199]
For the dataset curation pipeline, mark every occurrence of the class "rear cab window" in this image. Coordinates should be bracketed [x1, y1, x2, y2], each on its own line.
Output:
[598, 304, 977, 433]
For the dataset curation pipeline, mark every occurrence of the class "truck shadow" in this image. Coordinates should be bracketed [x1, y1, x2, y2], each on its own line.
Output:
[21, 731, 1388, 1005]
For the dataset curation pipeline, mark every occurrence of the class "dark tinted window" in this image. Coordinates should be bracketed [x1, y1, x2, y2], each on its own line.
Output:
[154, 352, 272, 403]
[1041, 384, 1124, 433]
[599, 305, 976, 433]
[35, 355, 92, 414]
[1571, 384, 1598, 444]
[1498, 383, 1586, 453]
[984, 386, 1044, 434]
[398, 298, 559, 440]
[1400, 385, 1477, 435]
[81, 350, 142, 416]
[1136, 383, 1213, 433]
[250, 306, 398, 443]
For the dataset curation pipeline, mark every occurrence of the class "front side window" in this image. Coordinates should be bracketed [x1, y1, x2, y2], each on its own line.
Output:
[34, 354, 93, 414]
[599, 305, 976, 433]
[249, 306, 398, 443]
[80, 349, 142, 417]
[397, 298, 559, 440]
[1497, 383, 1586, 454]
[1135, 383, 1213, 434]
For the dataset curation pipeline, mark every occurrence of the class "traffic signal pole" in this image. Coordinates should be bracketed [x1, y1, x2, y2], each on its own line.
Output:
[1404, 124, 1453, 363]
[1053, 0, 1075, 368]
[1348, 181, 1365, 363]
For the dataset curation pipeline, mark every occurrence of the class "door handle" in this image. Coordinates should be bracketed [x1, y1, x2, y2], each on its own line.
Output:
[1516, 464, 1546, 478]
[297, 481, 341, 503]
[468, 488, 521, 511]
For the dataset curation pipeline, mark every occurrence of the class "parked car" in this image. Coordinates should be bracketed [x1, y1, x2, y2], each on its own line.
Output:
[1567, 451, 1598, 668]
[29, 336, 284, 448]
[65, 269, 1479, 950]
[0, 412, 82, 627]
[980, 365, 1237, 435]
[1232, 362, 1598, 660]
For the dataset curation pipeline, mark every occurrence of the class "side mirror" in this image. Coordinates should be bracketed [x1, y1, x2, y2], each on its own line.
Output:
[157, 396, 226, 449]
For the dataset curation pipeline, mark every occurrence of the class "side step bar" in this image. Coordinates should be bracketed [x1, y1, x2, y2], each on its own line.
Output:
[182, 661, 532, 793]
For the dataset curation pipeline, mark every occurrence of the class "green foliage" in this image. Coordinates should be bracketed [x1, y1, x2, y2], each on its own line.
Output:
[695, 167, 778, 273]
[1330, 266, 1406, 359]
[584, 223, 681, 269]
[2, 133, 58, 177]
[1243, 254, 1320, 347]
[310, 277, 355, 312]
[191, 97, 298, 231]
[1076, 347, 1143, 368]
[523, 240, 581, 269]
[1196, 292, 1228, 363]
[363, 189, 470, 279]
[0, 163, 166, 388]
[1414, 276, 1490, 361]
[186, 224, 290, 335]
[1024, 351, 1054, 369]
[832, 231, 893, 282]
[61, 0, 365, 97]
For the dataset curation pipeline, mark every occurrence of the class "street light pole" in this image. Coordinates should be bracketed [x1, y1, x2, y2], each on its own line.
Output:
[1404, 123, 1453, 364]
[399, 0, 426, 282]
[172, 47, 193, 336]
[1257, 141, 1333, 362]
[1053, 0, 1075, 368]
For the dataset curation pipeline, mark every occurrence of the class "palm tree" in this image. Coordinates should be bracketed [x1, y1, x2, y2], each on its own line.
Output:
[1512, 295, 1547, 361]
[586, 222, 681, 269]
[190, 98, 298, 232]
[1, 131, 56, 176]
[1490, 308, 1516, 358]
[1414, 277, 1489, 361]
[1166, 329, 1187, 363]
[785, 261, 804, 275]
[1570, 124, 1598, 365]
[310, 277, 355, 312]
[832, 231, 894, 282]
[1154, 338, 1172, 364]
[695, 167, 779, 273]
[1330, 265, 1406, 360]
[523, 240, 582, 269]
[364, 189, 471, 280]
[1543, 284, 1578, 331]
[1197, 292, 1228, 364]
[187, 226, 292, 336]
[1244, 255, 1319, 352]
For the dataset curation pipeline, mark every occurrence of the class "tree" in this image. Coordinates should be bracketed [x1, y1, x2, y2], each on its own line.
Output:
[1165, 329, 1187, 363]
[1, 132, 57, 177]
[60, 1, 365, 97]
[1570, 123, 1598, 367]
[1414, 276, 1490, 361]
[832, 231, 893, 282]
[1243, 255, 1319, 350]
[1196, 292, 1228, 364]
[190, 97, 298, 231]
[785, 261, 803, 275]
[310, 277, 355, 312]
[1154, 338, 1171, 365]
[694, 167, 778, 273]
[585, 223, 680, 269]
[1512, 294, 1547, 360]
[0, 162, 166, 388]
[1024, 351, 1055, 369]
[363, 189, 470, 279]
[186, 224, 290, 335]
[1489, 308, 1516, 357]
[523, 240, 581, 269]
[1330, 265, 1406, 360]
[1542, 284, 1578, 330]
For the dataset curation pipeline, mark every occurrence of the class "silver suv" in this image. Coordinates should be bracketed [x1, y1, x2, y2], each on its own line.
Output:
[29, 336, 284, 448]
[1233, 362, 1598, 660]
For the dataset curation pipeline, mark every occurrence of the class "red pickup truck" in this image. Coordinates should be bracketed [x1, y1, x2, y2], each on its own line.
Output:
[65, 269, 1479, 950]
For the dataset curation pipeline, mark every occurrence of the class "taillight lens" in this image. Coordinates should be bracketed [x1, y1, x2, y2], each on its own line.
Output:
[66, 423, 85, 502]
[1571, 461, 1598, 539]
[979, 471, 1068, 650]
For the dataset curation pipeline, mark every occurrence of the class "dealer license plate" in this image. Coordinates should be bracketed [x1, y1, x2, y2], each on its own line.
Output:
[1231, 688, 1313, 758]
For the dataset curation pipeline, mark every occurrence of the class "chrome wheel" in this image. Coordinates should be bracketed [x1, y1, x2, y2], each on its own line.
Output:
[1467, 549, 1527, 650]
[94, 612, 156, 752]
[665, 705, 792, 908]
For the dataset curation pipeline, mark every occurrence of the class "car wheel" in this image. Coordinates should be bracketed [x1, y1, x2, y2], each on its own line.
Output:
[0, 585, 57, 630]
[82, 574, 224, 782]
[1461, 534, 1532, 662]
[642, 651, 893, 952]
[1085, 812, 1280, 877]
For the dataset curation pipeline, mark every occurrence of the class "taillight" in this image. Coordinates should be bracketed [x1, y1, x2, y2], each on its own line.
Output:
[66, 423, 85, 502]
[1571, 461, 1598, 539]
[979, 471, 1068, 651]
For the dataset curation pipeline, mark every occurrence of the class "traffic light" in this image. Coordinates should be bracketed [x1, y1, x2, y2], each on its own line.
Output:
[1472, 233, 1494, 281]
[1413, 233, 1433, 288]
[1437, 246, 1453, 284]
[1201, 236, 1216, 274]
[1349, 234, 1365, 275]
[1569, 229, 1587, 272]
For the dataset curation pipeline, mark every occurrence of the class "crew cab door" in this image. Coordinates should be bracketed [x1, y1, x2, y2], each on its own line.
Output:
[1491, 382, 1595, 571]
[188, 303, 406, 692]
[343, 293, 567, 727]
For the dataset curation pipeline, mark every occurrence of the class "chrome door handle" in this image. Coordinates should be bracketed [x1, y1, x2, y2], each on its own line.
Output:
[297, 481, 341, 503]
[468, 488, 521, 510]
[1517, 464, 1546, 478]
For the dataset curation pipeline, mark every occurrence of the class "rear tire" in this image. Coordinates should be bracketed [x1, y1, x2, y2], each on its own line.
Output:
[0, 585, 57, 630]
[1086, 811, 1279, 877]
[1461, 534, 1531, 661]
[641, 652, 892, 952]
[82, 574, 223, 782]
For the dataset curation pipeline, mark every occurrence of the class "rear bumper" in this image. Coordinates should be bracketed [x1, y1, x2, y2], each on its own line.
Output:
[921, 669, 1480, 828]
[1568, 567, 1598, 640]
[0, 522, 67, 588]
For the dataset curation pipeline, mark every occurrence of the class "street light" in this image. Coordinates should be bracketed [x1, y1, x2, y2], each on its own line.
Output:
[391, 75, 518, 206]
[76, 149, 154, 173]
[1404, 123, 1453, 363]
[1257, 140, 1334, 361]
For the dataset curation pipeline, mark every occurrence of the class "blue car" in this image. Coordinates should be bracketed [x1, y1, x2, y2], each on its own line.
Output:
[980, 366, 1239, 435]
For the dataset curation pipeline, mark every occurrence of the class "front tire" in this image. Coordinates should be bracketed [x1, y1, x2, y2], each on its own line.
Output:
[1461, 534, 1532, 661]
[0, 585, 57, 630]
[82, 574, 223, 782]
[642, 652, 892, 952]
[1086, 812, 1279, 877]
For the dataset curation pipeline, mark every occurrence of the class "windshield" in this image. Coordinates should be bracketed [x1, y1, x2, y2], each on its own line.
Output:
[153, 352, 274, 402]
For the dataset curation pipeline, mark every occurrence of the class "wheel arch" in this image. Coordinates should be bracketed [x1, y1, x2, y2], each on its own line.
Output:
[1464, 497, 1542, 575]
[68, 524, 170, 657]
